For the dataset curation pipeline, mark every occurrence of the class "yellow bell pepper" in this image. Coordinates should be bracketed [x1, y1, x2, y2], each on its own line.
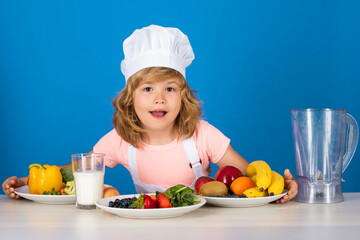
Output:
[28, 163, 63, 194]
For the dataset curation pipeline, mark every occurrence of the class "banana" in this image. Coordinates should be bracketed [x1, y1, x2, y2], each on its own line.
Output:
[246, 160, 272, 191]
[251, 175, 257, 183]
[241, 187, 268, 198]
[267, 171, 285, 196]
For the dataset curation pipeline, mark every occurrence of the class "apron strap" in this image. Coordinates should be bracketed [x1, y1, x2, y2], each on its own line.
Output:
[128, 145, 140, 184]
[183, 137, 204, 180]
[128, 145, 167, 193]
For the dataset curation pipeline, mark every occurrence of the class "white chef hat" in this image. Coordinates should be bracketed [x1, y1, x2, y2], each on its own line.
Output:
[120, 25, 195, 81]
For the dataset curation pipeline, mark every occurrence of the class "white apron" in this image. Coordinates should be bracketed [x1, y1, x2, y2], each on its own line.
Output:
[128, 137, 204, 193]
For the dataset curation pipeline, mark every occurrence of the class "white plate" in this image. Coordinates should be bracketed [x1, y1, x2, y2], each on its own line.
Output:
[202, 190, 288, 207]
[95, 194, 206, 219]
[14, 185, 76, 205]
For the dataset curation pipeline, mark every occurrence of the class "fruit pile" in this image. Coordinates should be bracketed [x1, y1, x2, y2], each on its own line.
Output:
[195, 161, 285, 198]
[108, 184, 199, 209]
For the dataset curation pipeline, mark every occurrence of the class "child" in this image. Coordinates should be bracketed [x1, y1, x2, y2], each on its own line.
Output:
[2, 25, 298, 203]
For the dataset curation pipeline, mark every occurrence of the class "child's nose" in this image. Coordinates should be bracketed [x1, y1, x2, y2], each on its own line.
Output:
[154, 92, 165, 104]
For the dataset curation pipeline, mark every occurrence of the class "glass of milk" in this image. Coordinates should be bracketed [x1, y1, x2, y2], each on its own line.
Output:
[72, 153, 105, 209]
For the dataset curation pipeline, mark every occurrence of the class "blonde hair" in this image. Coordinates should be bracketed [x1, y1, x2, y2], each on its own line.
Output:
[112, 67, 202, 148]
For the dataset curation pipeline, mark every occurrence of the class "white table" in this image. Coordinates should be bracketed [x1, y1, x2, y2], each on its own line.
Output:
[1, 193, 360, 240]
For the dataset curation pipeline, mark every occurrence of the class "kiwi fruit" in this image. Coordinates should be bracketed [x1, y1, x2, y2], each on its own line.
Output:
[199, 181, 228, 196]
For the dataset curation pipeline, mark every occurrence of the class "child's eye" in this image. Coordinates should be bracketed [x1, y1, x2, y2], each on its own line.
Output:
[166, 87, 175, 92]
[143, 87, 152, 92]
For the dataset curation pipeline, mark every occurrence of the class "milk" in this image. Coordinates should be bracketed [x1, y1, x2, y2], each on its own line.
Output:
[74, 171, 104, 206]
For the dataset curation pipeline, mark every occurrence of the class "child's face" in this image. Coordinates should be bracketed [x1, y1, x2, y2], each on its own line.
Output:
[133, 77, 182, 133]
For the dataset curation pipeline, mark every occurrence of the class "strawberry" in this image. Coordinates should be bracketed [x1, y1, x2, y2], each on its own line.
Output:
[143, 195, 156, 209]
[156, 193, 173, 208]
[130, 194, 156, 209]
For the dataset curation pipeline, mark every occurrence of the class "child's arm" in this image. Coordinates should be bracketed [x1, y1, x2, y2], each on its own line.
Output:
[276, 169, 298, 203]
[216, 144, 249, 175]
[2, 176, 28, 199]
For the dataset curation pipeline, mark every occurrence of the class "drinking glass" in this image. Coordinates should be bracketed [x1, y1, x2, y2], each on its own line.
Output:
[72, 153, 106, 209]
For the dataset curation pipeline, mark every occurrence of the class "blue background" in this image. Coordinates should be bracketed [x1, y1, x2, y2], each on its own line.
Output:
[1, 0, 360, 194]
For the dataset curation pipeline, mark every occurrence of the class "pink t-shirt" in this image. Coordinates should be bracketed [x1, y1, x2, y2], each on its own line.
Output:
[93, 120, 230, 189]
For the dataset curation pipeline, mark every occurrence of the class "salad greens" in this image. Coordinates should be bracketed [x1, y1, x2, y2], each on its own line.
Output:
[43, 188, 62, 195]
[157, 184, 200, 207]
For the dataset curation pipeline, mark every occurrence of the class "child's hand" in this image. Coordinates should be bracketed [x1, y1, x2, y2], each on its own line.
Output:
[2, 176, 24, 199]
[276, 169, 298, 203]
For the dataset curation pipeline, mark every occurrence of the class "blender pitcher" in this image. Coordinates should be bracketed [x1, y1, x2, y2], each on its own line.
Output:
[291, 108, 358, 203]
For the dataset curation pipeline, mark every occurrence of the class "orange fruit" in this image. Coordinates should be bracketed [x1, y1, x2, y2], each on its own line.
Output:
[103, 187, 120, 198]
[230, 176, 256, 196]
[150, 194, 156, 201]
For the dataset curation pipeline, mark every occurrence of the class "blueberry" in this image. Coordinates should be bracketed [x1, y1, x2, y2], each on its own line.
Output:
[107, 197, 137, 208]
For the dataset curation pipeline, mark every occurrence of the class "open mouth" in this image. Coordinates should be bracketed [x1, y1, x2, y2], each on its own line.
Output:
[150, 111, 167, 117]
